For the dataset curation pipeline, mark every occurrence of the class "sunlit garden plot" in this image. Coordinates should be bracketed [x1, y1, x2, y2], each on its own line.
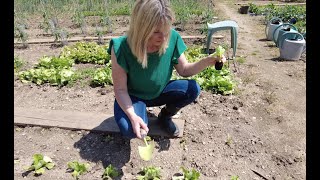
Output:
[14, 0, 306, 179]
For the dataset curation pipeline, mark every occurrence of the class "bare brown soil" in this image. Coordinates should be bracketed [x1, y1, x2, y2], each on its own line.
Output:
[14, 0, 306, 179]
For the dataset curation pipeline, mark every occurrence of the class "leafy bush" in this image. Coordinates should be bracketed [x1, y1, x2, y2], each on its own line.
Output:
[91, 62, 113, 86]
[60, 41, 110, 65]
[175, 46, 237, 95]
[14, 57, 25, 72]
[18, 56, 76, 86]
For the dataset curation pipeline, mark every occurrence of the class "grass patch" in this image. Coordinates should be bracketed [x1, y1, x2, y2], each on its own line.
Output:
[235, 56, 246, 64]
[14, 56, 25, 72]
[67, 67, 96, 87]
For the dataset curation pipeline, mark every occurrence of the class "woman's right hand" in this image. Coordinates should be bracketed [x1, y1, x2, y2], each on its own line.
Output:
[130, 114, 149, 139]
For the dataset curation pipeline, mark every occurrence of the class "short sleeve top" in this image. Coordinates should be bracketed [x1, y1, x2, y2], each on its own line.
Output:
[107, 29, 187, 100]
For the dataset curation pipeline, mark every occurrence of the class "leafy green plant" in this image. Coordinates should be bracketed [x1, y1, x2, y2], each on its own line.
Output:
[102, 164, 120, 180]
[231, 175, 239, 180]
[36, 56, 74, 69]
[109, 3, 131, 16]
[14, 57, 25, 72]
[95, 26, 105, 45]
[248, 3, 261, 14]
[52, 28, 69, 46]
[38, 11, 53, 34]
[226, 133, 232, 146]
[18, 56, 76, 86]
[171, 0, 215, 30]
[72, 10, 86, 28]
[211, 45, 225, 58]
[23, 154, 55, 175]
[172, 167, 200, 180]
[249, 3, 306, 33]
[14, 24, 29, 48]
[60, 41, 110, 65]
[136, 166, 161, 180]
[175, 46, 237, 95]
[68, 67, 96, 87]
[91, 65, 113, 87]
[67, 161, 90, 179]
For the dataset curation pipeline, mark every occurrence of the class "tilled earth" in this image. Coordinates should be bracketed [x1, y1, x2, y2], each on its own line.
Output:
[14, 0, 306, 179]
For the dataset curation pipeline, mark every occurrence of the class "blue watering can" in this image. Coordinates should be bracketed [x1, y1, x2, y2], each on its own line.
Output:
[278, 32, 306, 61]
[273, 23, 298, 47]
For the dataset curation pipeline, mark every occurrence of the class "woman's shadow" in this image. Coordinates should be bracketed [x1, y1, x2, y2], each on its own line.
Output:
[73, 117, 130, 179]
[73, 115, 171, 179]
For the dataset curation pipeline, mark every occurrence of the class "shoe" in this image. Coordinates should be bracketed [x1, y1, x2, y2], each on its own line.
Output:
[158, 106, 180, 137]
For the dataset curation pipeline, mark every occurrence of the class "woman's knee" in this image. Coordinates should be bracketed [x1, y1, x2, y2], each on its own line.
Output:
[115, 117, 136, 138]
[114, 98, 147, 139]
[187, 79, 201, 101]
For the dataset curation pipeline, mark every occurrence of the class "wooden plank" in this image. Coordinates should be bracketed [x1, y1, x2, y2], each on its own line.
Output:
[14, 107, 184, 138]
[14, 35, 224, 45]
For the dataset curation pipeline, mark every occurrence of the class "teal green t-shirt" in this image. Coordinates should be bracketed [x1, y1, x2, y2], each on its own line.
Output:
[107, 29, 187, 100]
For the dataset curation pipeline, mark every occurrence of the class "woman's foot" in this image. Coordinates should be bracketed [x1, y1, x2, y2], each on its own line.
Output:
[157, 106, 180, 137]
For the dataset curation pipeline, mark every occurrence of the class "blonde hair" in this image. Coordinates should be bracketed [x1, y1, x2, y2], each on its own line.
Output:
[127, 0, 174, 68]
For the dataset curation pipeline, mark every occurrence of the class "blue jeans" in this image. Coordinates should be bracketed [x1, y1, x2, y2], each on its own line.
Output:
[114, 79, 201, 138]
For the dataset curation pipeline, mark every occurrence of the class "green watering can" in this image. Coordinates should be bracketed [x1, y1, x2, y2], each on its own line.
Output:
[278, 32, 306, 61]
[273, 23, 298, 47]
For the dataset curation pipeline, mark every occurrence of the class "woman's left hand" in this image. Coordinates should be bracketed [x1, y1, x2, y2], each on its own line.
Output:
[208, 54, 227, 65]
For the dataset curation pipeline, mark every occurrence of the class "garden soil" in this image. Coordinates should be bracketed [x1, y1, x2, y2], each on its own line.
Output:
[14, 0, 306, 179]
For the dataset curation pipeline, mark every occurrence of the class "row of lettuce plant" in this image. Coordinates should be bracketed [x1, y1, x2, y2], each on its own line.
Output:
[15, 42, 237, 95]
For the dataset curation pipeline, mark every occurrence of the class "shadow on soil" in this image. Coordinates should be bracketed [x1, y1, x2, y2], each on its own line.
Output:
[73, 116, 172, 179]
[73, 120, 130, 179]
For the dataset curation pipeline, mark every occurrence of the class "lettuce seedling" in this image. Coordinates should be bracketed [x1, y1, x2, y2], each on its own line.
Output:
[210, 45, 226, 70]
[67, 161, 90, 179]
[136, 166, 161, 180]
[211, 45, 225, 58]
[231, 175, 239, 180]
[172, 167, 200, 180]
[24, 154, 55, 175]
[102, 164, 119, 180]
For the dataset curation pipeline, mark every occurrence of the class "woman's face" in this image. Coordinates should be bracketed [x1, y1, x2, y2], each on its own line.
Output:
[148, 24, 168, 47]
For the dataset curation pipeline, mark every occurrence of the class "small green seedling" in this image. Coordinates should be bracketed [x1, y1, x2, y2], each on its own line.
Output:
[102, 164, 120, 180]
[211, 45, 226, 58]
[211, 45, 226, 70]
[172, 167, 200, 180]
[179, 139, 187, 150]
[67, 161, 90, 179]
[24, 154, 55, 175]
[104, 135, 114, 142]
[226, 133, 232, 146]
[231, 175, 239, 180]
[136, 166, 161, 180]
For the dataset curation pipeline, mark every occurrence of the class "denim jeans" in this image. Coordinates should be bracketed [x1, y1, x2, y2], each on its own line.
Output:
[114, 79, 201, 138]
